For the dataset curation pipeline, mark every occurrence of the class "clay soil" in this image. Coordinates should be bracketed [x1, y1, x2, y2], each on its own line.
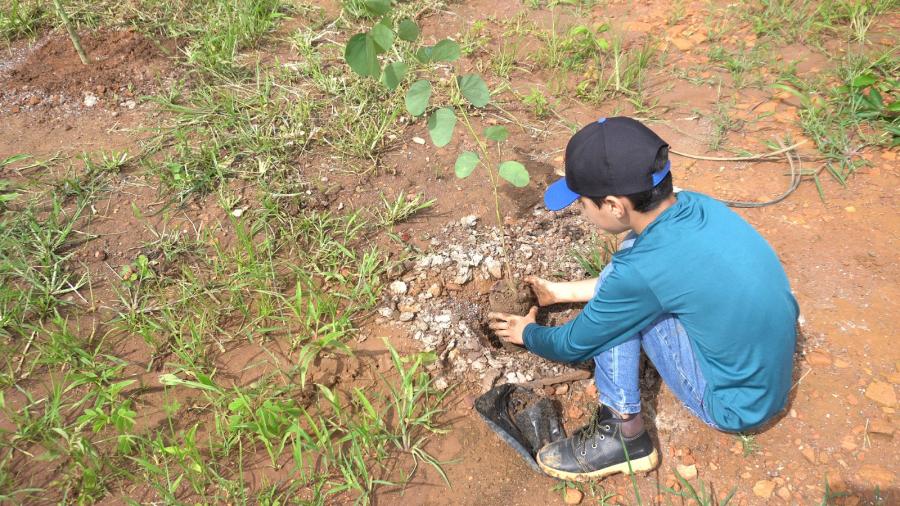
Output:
[1, 1, 898, 505]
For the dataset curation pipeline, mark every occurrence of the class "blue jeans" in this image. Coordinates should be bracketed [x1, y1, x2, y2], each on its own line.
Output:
[592, 235, 720, 429]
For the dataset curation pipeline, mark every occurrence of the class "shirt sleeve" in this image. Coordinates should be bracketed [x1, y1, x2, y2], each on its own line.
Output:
[522, 261, 664, 363]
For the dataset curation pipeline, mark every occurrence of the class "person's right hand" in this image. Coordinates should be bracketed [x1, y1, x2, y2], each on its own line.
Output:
[525, 276, 558, 306]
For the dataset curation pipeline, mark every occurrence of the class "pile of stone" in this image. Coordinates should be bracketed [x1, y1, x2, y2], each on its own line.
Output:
[376, 206, 607, 391]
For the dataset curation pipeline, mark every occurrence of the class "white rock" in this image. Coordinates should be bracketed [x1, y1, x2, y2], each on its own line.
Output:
[505, 372, 519, 383]
[377, 307, 395, 318]
[460, 215, 478, 228]
[520, 244, 534, 259]
[434, 312, 452, 324]
[123, 99, 136, 109]
[412, 136, 426, 145]
[485, 257, 503, 279]
[83, 93, 98, 107]
[398, 311, 415, 322]
[389, 280, 408, 295]
[433, 376, 449, 390]
[453, 266, 472, 285]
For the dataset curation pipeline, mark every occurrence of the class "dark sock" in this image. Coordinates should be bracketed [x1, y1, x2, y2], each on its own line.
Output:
[606, 406, 645, 437]
[619, 414, 644, 438]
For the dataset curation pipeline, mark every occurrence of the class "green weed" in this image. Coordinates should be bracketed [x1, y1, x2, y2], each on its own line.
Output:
[661, 467, 736, 505]
[577, 36, 656, 104]
[707, 90, 744, 152]
[522, 88, 552, 119]
[708, 43, 772, 89]
[738, 433, 760, 456]
[0, 195, 90, 340]
[776, 48, 899, 184]
[0, 0, 47, 42]
[570, 233, 617, 277]
[376, 191, 435, 228]
[536, 20, 610, 71]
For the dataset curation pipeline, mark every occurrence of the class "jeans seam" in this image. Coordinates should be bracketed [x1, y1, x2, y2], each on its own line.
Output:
[659, 327, 705, 410]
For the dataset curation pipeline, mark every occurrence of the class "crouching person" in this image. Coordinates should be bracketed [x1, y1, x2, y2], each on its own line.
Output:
[489, 117, 798, 480]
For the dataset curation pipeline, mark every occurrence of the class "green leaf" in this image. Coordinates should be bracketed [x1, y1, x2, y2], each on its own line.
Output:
[345, 33, 380, 78]
[370, 23, 394, 53]
[867, 88, 883, 109]
[405, 80, 432, 116]
[850, 73, 877, 88]
[886, 101, 900, 113]
[458, 74, 490, 107]
[498, 161, 529, 187]
[454, 151, 479, 178]
[398, 18, 419, 41]
[381, 61, 408, 90]
[417, 39, 461, 63]
[427, 108, 457, 147]
[363, 0, 392, 16]
[484, 125, 509, 142]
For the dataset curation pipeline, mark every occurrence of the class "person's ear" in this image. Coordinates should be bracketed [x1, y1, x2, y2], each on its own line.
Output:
[605, 196, 627, 221]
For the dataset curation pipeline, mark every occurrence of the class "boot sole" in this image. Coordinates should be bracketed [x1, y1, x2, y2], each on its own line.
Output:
[536, 448, 659, 481]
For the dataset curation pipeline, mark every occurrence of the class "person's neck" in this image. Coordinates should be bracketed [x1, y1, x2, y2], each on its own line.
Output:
[630, 194, 677, 235]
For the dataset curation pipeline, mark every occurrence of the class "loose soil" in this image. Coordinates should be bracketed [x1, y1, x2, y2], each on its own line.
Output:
[1, 29, 177, 114]
[1, 1, 898, 505]
[487, 280, 537, 351]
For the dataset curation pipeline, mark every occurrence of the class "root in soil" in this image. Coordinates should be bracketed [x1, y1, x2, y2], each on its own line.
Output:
[482, 280, 537, 351]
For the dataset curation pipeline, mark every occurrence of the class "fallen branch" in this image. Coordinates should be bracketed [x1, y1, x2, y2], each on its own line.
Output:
[522, 368, 592, 389]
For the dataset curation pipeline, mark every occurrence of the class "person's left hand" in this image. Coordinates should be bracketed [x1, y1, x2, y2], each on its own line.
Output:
[487, 307, 538, 346]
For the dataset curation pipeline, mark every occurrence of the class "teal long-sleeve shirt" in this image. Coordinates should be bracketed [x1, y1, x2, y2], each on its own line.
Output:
[523, 192, 798, 431]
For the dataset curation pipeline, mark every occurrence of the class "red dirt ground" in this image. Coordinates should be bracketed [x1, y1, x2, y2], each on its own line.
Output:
[0, 2, 897, 504]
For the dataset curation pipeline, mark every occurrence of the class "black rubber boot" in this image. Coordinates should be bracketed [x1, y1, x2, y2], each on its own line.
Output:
[536, 405, 659, 481]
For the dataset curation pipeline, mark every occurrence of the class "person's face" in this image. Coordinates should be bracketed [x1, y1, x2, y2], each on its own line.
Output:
[578, 196, 630, 234]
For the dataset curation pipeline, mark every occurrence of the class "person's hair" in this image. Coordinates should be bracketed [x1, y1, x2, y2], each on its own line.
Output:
[590, 146, 673, 213]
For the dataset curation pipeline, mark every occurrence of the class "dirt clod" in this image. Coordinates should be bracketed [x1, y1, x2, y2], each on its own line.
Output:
[488, 280, 536, 317]
[753, 479, 776, 499]
[865, 381, 897, 407]
[563, 488, 583, 505]
[676, 463, 697, 480]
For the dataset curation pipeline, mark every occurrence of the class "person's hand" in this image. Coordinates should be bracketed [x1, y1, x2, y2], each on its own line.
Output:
[525, 276, 558, 306]
[487, 307, 538, 346]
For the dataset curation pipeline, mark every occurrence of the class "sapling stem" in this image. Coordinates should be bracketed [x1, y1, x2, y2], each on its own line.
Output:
[456, 104, 515, 284]
[52, 0, 91, 65]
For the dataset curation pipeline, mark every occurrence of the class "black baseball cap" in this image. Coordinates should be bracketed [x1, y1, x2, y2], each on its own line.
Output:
[544, 117, 670, 211]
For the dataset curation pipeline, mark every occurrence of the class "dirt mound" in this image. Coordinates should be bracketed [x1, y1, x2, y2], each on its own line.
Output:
[1, 29, 176, 110]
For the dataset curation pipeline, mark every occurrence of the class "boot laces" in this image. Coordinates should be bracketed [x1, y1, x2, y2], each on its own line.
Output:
[576, 410, 612, 453]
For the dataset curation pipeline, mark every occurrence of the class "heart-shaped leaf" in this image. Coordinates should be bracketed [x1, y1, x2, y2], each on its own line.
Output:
[405, 80, 432, 116]
[454, 151, 479, 178]
[381, 61, 408, 90]
[458, 74, 490, 108]
[345, 33, 380, 78]
[427, 108, 457, 147]
[398, 18, 419, 42]
[370, 23, 394, 53]
[484, 125, 509, 142]
[417, 39, 461, 63]
[499, 161, 529, 187]
[364, 0, 391, 16]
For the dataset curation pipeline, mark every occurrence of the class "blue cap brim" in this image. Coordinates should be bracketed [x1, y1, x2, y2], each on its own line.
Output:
[543, 177, 580, 211]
